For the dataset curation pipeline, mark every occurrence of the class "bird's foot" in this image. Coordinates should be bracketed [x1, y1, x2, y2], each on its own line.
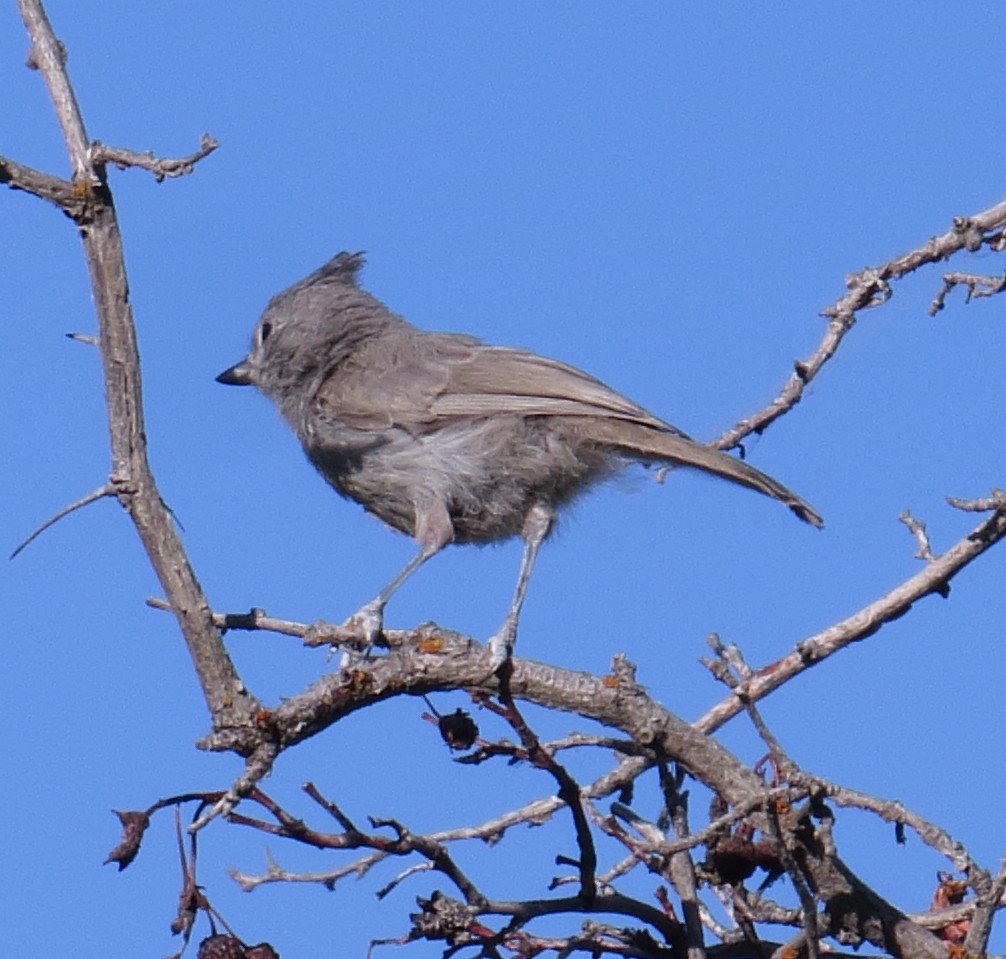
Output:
[485, 617, 517, 677]
[343, 599, 385, 649]
[303, 600, 385, 662]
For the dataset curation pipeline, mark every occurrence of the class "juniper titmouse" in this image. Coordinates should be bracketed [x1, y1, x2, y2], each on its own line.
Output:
[217, 252, 822, 663]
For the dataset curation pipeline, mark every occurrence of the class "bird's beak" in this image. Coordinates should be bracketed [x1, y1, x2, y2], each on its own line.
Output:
[216, 360, 253, 385]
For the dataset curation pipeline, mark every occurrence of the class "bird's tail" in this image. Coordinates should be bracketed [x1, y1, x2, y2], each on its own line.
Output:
[581, 418, 823, 528]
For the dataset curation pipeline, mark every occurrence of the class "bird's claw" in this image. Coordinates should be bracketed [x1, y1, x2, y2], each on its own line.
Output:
[343, 600, 385, 649]
[485, 618, 517, 677]
[302, 601, 385, 658]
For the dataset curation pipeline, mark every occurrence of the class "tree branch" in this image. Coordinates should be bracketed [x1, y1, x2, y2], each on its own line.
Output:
[696, 499, 1006, 733]
[90, 134, 220, 182]
[714, 198, 1006, 452]
[17, 0, 257, 737]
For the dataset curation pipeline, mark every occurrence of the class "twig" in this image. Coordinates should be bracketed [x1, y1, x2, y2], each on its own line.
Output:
[715, 200, 1006, 452]
[787, 773, 985, 879]
[929, 271, 1006, 316]
[302, 782, 360, 832]
[496, 667, 598, 901]
[0, 154, 83, 213]
[899, 510, 935, 561]
[90, 133, 219, 182]
[375, 860, 434, 900]
[480, 892, 683, 948]
[19, 0, 91, 181]
[947, 488, 1006, 512]
[963, 860, 1006, 957]
[659, 765, 706, 959]
[611, 786, 803, 865]
[232, 753, 654, 893]
[696, 500, 1006, 733]
[189, 742, 279, 832]
[10, 482, 115, 558]
[761, 803, 820, 959]
[147, 598, 309, 641]
[227, 785, 490, 910]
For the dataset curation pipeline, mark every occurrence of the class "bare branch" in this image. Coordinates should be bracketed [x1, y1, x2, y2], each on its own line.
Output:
[714, 198, 1006, 452]
[899, 510, 935, 561]
[18, 0, 91, 181]
[10, 482, 115, 558]
[947, 488, 1006, 512]
[761, 803, 821, 959]
[790, 773, 985, 877]
[696, 500, 1006, 733]
[90, 133, 219, 182]
[189, 743, 280, 832]
[17, 0, 256, 737]
[929, 270, 1006, 316]
[482, 893, 684, 949]
[496, 668, 598, 900]
[0, 154, 82, 214]
[963, 860, 1006, 957]
[659, 766, 707, 959]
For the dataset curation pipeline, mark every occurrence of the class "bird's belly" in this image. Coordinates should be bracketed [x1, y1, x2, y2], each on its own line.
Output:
[307, 418, 614, 544]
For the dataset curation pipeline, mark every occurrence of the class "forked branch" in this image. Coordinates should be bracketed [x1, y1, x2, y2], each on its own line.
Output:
[16, 0, 256, 736]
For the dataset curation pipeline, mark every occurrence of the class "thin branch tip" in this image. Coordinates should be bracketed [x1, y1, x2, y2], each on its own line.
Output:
[89, 134, 219, 182]
[10, 483, 114, 559]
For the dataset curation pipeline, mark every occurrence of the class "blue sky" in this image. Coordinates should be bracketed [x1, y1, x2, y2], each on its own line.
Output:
[4, 4, 1005, 957]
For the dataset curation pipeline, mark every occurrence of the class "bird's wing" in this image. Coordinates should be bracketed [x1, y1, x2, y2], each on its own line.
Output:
[431, 344, 686, 434]
[312, 334, 685, 436]
[309, 331, 472, 432]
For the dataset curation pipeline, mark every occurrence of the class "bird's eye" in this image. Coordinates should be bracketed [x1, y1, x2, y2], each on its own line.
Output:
[259, 321, 273, 344]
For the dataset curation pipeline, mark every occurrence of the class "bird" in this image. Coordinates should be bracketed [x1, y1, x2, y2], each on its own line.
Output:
[217, 252, 821, 665]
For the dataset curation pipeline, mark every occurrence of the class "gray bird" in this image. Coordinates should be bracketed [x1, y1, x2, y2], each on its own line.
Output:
[218, 252, 821, 665]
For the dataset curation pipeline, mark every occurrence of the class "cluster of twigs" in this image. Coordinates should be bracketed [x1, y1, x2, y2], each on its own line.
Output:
[7, 2, 1006, 957]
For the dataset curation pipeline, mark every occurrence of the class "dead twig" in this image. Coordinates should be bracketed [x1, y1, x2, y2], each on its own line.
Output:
[10, 482, 116, 558]
[90, 133, 219, 182]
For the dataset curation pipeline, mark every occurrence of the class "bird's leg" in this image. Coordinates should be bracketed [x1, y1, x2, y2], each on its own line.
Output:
[344, 542, 441, 646]
[487, 504, 554, 671]
[344, 494, 453, 649]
